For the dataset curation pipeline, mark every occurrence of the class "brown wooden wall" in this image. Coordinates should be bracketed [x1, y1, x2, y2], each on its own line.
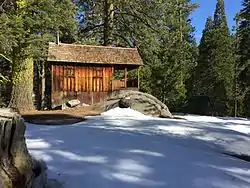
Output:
[51, 63, 114, 106]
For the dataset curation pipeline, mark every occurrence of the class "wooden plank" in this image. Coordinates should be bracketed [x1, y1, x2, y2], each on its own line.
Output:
[93, 68, 96, 92]
[51, 64, 54, 105]
[124, 67, 128, 88]
[103, 68, 105, 92]
[79, 66, 82, 92]
[72, 66, 75, 92]
[96, 68, 98, 92]
[89, 67, 93, 92]
[99, 68, 102, 92]
[78, 66, 80, 92]
[55, 65, 59, 92]
[82, 67, 85, 92]
[75, 66, 78, 92]
[79, 66, 81, 92]
[67, 66, 70, 92]
[111, 66, 114, 91]
[70, 66, 72, 92]
[87, 67, 89, 92]
[63, 66, 66, 99]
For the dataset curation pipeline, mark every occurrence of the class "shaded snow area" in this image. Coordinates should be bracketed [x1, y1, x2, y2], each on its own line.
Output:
[25, 107, 250, 188]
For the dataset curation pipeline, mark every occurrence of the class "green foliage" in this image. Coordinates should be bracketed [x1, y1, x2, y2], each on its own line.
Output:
[0, 0, 77, 109]
[76, 0, 198, 112]
[0, 0, 77, 64]
[193, 17, 215, 96]
[236, 0, 250, 116]
[192, 0, 235, 116]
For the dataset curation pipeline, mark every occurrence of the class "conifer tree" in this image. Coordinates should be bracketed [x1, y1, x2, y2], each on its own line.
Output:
[211, 0, 234, 115]
[237, 0, 250, 116]
[193, 16, 215, 96]
[0, 0, 77, 111]
[75, 0, 198, 111]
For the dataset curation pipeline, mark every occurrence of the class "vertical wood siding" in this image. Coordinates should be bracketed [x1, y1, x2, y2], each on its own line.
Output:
[51, 64, 113, 106]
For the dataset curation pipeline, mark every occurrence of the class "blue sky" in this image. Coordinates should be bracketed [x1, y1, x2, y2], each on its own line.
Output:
[191, 0, 242, 42]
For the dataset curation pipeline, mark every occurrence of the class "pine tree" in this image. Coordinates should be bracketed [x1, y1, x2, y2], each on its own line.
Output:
[193, 16, 215, 96]
[75, 0, 198, 111]
[0, 0, 77, 111]
[211, 0, 234, 115]
[237, 0, 250, 116]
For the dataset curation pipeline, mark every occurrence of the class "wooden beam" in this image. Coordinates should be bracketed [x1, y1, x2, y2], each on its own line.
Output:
[111, 66, 114, 91]
[124, 67, 128, 88]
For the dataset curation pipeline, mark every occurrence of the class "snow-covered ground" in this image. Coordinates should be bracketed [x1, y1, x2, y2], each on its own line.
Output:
[25, 108, 250, 188]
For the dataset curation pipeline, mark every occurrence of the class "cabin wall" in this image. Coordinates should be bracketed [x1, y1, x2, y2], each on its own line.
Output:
[50, 63, 113, 106]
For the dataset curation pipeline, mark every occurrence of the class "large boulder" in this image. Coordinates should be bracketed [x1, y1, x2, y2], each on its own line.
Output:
[107, 90, 173, 118]
[0, 108, 48, 188]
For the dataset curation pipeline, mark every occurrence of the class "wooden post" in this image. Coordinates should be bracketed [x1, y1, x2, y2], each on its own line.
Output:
[124, 67, 127, 88]
[41, 62, 45, 109]
[111, 66, 114, 91]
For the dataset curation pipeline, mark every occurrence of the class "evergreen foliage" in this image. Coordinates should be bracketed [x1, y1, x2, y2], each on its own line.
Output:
[0, 0, 77, 111]
[237, 0, 250, 116]
[0, 0, 249, 116]
[75, 0, 198, 111]
[192, 0, 234, 116]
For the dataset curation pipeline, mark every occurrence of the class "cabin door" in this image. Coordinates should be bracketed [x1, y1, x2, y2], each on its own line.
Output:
[93, 68, 103, 92]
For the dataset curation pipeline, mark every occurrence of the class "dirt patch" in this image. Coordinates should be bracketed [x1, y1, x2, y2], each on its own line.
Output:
[21, 104, 102, 125]
[22, 113, 85, 125]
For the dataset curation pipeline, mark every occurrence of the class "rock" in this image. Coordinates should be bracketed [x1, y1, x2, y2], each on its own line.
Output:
[66, 99, 81, 108]
[159, 109, 173, 118]
[118, 99, 131, 108]
[0, 108, 48, 188]
[104, 100, 120, 111]
[107, 90, 173, 118]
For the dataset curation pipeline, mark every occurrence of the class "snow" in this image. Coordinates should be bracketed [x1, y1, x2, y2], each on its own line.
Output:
[25, 108, 250, 188]
[101, 107, 152, 119]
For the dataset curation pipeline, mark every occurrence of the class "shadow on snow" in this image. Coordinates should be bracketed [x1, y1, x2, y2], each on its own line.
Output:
[25, 115, 250, 188]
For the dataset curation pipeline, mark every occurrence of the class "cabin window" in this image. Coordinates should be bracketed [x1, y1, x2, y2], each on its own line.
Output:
[64, 67, 75, 77]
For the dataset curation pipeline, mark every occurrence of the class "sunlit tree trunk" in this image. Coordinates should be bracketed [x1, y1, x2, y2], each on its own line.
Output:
[104, 0, 114, 46]
[9, 57, 35, 112]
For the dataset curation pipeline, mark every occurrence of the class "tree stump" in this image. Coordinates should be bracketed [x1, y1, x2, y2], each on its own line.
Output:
[0, 109, 34, 188]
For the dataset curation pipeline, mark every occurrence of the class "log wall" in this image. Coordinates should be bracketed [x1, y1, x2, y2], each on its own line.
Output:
[51, 63, 114, 106]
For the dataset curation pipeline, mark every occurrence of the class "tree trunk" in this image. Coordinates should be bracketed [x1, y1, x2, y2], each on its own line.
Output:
[0, 109, 35, 188]
[104, 0, 114, 46]
[8, 58, 35, 112]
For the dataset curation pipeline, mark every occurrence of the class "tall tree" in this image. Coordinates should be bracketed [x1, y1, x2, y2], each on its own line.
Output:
[0, 0, 77, 111]
[211, 0, 234, 115]
[75, 0, 198, 111]
[237, 0, 250, 116]
[193, 16, 215, 97]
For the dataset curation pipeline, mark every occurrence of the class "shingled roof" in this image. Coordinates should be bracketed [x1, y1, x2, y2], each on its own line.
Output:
[47, 42, 143, 66]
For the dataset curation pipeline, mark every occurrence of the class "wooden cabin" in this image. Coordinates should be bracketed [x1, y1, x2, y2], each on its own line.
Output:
[46, 42, 143, 108]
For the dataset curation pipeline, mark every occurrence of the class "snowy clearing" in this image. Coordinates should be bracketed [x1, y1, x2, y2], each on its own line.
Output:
[25, 108, 250, 188]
